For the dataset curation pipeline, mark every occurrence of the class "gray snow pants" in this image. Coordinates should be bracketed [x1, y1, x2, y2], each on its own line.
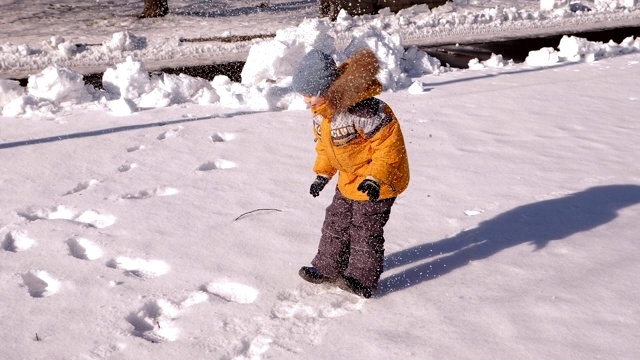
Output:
[311, 189, 395, 288]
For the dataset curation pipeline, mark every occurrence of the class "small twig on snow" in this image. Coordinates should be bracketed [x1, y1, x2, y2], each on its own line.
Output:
[234, 208, 282, 221]
[35, 333, 40, 341]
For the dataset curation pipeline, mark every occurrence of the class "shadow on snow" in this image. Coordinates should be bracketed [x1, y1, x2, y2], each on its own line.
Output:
[0, 111, 260, 149]
[379, 184, 640, 296]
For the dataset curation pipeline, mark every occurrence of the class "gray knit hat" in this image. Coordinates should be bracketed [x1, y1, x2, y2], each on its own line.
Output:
[292, 49, 339, 96]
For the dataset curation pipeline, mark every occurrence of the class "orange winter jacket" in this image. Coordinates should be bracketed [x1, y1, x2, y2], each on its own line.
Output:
[310, 49, 410, 201]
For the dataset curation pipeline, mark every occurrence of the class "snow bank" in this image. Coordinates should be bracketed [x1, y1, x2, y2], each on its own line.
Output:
[241, 16, 446, 91]
[2, 66, 94, 117]
[595, 0, 638, 11]
[2, 31, 638, 117]
[525, 35, 640, 66]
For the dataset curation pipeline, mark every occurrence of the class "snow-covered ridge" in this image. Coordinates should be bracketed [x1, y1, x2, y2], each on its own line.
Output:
[1, 14, 638, 119]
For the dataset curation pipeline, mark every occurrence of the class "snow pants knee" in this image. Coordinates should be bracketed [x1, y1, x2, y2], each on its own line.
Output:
[311, 190, 395, 288]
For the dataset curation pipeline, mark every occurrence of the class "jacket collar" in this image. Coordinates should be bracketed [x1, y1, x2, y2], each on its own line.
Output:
[312, 80, 382, 120]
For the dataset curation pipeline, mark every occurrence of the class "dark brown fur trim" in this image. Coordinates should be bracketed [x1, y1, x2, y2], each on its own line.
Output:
[325, 49, 380, 113]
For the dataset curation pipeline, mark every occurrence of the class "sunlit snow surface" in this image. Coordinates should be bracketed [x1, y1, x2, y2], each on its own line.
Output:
[1, 1, 640, 360]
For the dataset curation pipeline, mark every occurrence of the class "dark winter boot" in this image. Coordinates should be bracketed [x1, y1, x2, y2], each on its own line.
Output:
[299, 266, 332, 284]
[336, 275, 372, 298]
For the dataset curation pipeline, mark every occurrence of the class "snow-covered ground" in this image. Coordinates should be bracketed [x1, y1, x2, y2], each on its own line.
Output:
[1, 1, 640, 359]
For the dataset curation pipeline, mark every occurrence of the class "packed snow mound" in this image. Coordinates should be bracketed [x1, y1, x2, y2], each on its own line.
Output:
[27, 66, 93, 104]
[102, 56, 152, 100]
[525, 35, 640, 66]
[103, 31, 147, 52]
[241, 18, 445, 90]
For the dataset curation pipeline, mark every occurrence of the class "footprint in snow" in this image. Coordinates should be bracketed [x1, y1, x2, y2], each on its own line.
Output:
[63, 179, 99, 196]
[210, 131, 235, 143]
[2, 229, 35, 252]
[157, 126, 182, 140]
[126, 144, 145, 153]
[18, 204, 75, 221]
[221, 283, 364, 358]
[18, 205, 116, 229]
[88, 343, 126, 358]
[126, 299, 181, 343]
[66, 237, 103, 260]
[271, 284, 365, 320]
[117, 162, 138, 173]
[120, 186, 178, 200]
[21, 270, 61, 298]
[197, 159, 236, 172]
[266, 284, 365, 351]
[126, 291, 209, 343]
[230, 334, 273, 360]
[106, 256, 170, 278]
[204, 280, 259, 304]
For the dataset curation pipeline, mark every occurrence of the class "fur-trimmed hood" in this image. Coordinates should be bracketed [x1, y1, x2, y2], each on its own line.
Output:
[323, 49, 383, 114]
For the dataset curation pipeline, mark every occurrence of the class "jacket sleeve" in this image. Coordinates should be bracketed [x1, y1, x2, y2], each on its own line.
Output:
[365, 107, 407, 185]
[312, 129, 337, 178]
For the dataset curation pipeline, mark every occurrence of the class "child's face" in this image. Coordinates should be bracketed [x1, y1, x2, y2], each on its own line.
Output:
[303, 95, 326, 107]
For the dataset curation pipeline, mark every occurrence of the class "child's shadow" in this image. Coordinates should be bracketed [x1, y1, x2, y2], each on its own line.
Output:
[378, 184, 640, 296]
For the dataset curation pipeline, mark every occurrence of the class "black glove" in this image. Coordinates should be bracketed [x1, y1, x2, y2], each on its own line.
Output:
[357, 179, 380, 202]
[310, 175, 330, 197]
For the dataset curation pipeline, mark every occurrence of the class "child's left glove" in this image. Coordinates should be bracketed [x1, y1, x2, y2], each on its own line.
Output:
[357, 178, 380, 202]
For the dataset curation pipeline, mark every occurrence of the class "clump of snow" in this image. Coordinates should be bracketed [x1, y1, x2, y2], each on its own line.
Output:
[210, 75, 247, 108]
[27, 66, 93, 104]
[1, 66, 94, 116]
[107, 97, 137, 116]
[140, 73, 215, 108]
[241, 19, 336, 86]
[344, 27, 411, 90]
[46, 35, 78, 58]
[102, 56, 151, 101]
[402, 46, 444, 76]
[468, 53, 513, 69]
[526, 47, 562, 66]
[0, 79, 24, 109]
[103, 31, 147, 52]
[408, 81, 426, 94]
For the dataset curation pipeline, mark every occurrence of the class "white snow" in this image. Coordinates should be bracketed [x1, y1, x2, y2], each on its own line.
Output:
[1, 0, 640, 359]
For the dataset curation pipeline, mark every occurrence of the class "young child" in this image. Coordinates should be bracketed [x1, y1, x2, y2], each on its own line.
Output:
[292, 48, 410, 298]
